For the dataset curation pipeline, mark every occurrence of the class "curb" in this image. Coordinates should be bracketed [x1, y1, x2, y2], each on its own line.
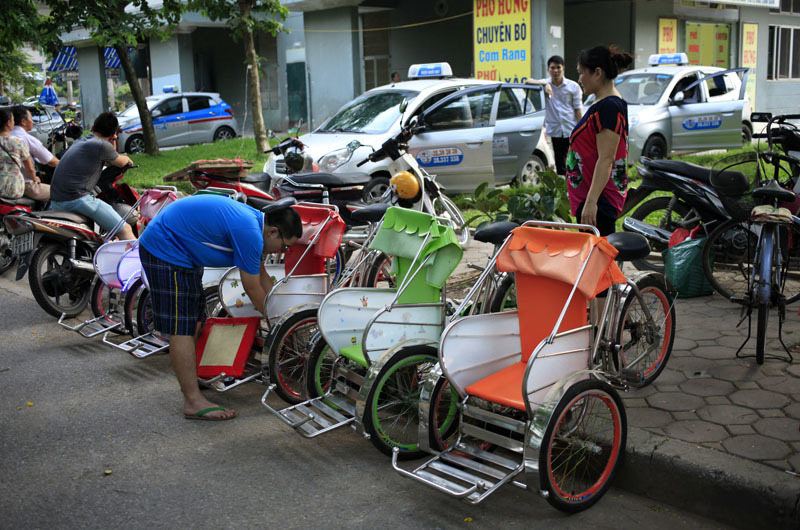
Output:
[617, 427, 800, 529]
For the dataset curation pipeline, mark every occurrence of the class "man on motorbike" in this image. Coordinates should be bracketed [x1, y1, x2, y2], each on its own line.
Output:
[138, 194, 302, 421]
[49, 112, 136, 240]
[10, 105, 56, 202]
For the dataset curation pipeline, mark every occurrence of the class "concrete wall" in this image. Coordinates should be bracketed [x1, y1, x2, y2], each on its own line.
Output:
[277, 12, 307, 131]
[150, 34, 195, 94]
[76, 46, 108, 128]
[564, 0, 633, 76]
[304, 7, 361, 128]
[632, 0, 674, 68]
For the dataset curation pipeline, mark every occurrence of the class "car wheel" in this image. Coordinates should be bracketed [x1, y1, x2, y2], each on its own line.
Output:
[642, 135, 668, 159]
[515, 153, 546, 187]
[214, 126, 236, 141]
[125, 135, 145, 154]
[742, 123, 753, 144]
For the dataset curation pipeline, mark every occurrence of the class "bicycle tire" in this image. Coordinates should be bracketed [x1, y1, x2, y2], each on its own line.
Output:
[305, 335, 337, 399]
[89, 278, 127, 335]
[539, 379, 626, 513]
[754, 224, 777, 365]
[702, 218, 756, 303]
[488, 273, 517, 313]
[756, 301, 768, 365]
[365, 252, 395, 288]
[267, 309, 318, 404]
[629, 196, 692, 273]
[779, 223, 800, 304]
[428, 376, 459, 451]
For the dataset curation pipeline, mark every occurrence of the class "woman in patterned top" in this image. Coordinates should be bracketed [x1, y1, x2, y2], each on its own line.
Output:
[565, 45, 633, 236]
[0, 108, 34, 200]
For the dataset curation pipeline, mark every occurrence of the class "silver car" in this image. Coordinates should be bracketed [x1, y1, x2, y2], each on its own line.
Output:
[266, 63, 555, 197]
[117, 91, 239, 153]
[0, 104, 66, 150]
[610, 53, 749, 161]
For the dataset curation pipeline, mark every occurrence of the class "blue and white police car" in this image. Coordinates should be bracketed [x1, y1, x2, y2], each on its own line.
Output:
[116, 88, 239, 153]
[266, 62, 554, 197]
[609, 53, 750, 161]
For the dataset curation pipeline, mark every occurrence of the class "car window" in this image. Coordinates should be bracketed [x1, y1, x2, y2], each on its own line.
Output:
[319, 89, 419, 134]
[703, 73, 734, 99]
[615, 73, 672, 105]
[156, 98, 183, 117]
[497, 87, 542, 119]
[187, 96, 211, 112]
[670, 74, 703, 103]
[424, 90, 493, 131]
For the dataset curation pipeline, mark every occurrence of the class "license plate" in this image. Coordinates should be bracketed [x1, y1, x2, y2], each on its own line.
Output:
[12, 232, 33, 257]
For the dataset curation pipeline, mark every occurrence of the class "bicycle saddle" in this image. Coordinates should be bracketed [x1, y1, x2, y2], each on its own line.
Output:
[752, 179, 796, 203]
[474, 221, 519, 246]
[282, 172, 372, 188]
[261, 197, 297, 214]
[350, 202, 390, 224]
[606, 232, 651, 262]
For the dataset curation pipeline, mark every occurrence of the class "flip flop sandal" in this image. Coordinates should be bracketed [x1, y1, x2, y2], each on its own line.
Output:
[184, 405, 237, 421]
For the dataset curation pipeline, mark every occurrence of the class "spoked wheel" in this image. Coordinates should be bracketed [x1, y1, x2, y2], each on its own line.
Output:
[366, 252, 395, 288]
[433, 194, 470, 248]
[28, 243, 93, 318]
[489, 273, 517, 313]
[756, 301, 769, 365]
[305, 335, 338, 400]
[267, 309, 319, 404]
[0, 222, 16, 275]
[326, 247, 346, 286]
[539, 379, 626, 513]
[629, 196, 692, 273]
[702, 219, 757, 303]
[364, 345, 438, 460]
[89, 278, 127, 335]
[615, 275, 675, 386]
[428, 376, 459, 451]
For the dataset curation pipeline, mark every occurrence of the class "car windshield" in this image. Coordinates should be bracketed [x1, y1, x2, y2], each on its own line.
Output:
[118, 97, 160, 118]
[318, 89, 418, 134]
[615, 73, 673, 105]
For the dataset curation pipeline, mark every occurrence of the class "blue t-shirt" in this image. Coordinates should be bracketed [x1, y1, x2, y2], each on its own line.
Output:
[139, 194, 264, 274]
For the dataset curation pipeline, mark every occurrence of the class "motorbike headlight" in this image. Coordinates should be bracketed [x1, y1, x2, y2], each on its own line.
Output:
[318, 147, 353, 173]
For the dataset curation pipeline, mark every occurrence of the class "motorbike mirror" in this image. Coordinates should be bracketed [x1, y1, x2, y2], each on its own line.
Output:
[751, 111, 772, 123]
[347, 139, 362, 152]
[399, 99, 408, 113]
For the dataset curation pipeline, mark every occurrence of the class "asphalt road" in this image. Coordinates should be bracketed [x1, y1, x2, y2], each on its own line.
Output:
[0, 271, 732, 530]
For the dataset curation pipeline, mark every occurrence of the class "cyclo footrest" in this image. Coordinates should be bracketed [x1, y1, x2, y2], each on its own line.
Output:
[261, 386, 357, 438]
[103, 331, 169, 358]
[58, 312, 124, 338]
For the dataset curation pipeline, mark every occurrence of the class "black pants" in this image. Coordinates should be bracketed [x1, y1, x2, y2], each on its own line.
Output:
[551, 137, 570, 176]
[575, 198, 617, 237]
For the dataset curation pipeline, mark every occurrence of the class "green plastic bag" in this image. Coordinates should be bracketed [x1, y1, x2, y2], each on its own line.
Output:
[663, 237, 713, 298]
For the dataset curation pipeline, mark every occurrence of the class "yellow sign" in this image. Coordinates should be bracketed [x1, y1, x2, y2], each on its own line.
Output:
[658, 19, 678, 54]
[473, 0, 531, 83]
[741, 23, 758, 107]
[686, 22, 729, 67]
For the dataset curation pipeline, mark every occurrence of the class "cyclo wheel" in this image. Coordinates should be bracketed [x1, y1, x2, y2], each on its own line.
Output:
[365, 251, 395, 288]
[89, 277, 127, 335]
[267, 309, 319, 404]
[428, 375, 459, 451]
[702, 219, 756, 303]
[364, 345, 438, 460]
[539, 379, 626, 513]
[305, 335, 338, 399]
[615, 274, 675, 387]
[488, 273, 517, 313]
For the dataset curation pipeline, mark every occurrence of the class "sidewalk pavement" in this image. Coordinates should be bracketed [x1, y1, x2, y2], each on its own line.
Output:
[455, 239, 800, 529]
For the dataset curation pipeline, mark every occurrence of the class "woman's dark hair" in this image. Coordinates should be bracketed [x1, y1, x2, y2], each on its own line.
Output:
[267, 206, 303, 240]
[577, 45, 633, 80]
[0, 108, 13, 130]
[91, 111, 119, 137]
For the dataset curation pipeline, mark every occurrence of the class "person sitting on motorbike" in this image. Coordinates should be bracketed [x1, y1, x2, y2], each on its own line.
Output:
[0, 108, 34, 200]
[138, 194, 302, 421]
[10, 105, 56, 202]
[49, 111, 136, 240]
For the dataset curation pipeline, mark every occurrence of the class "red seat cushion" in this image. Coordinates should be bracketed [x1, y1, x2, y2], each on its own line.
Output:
[465, 362, 526, 411]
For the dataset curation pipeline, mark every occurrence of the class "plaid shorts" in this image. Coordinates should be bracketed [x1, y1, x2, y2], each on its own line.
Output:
[139, 245, 206, 336]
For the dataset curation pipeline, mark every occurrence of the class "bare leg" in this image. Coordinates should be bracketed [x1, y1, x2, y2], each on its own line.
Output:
[118, 223, 136, 240]
[169, 334, 236, 419]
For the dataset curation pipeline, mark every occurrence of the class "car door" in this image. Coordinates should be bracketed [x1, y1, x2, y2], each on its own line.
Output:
[185, 95, 215, 143]
[151, 96, 188, 146]
[491, 84, 545, 185]
[409, 84, 499, 193]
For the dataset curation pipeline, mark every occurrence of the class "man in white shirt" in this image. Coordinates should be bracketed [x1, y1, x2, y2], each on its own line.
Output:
[526, 55, 584, 176]
[10, 105, 56, 202]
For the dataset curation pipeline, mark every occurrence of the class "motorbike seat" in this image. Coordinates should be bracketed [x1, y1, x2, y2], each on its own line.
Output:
[33, 210, 92, 225]
[474, 221, 519, 246]
[284, 172, 372, 188]
[606, 232, 651, 262]
[246, 196, 273, 210]
[644, 159, 712, 184]
[0, 196, 37, 207]
[350, 202, 390, 224]
[240, 172, 271, 184]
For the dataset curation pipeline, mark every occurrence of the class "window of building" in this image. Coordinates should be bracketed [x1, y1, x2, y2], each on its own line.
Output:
[767, 25, 800, 79]
[770, 0, 800, 14]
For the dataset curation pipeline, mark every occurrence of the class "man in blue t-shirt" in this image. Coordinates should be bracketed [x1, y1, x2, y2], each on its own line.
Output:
[139, 194, 302, 421]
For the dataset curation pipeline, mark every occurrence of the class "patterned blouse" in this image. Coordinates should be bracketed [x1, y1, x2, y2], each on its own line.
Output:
[0, 134, 29, 199]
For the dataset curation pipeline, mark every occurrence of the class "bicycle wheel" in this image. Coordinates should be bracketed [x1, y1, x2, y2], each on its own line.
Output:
[434, 194, 470, 248]
[488, 273, 517, 313]
[366, 252, 395, 288]
[89, 278, 127, 335]
[267, 309, 318, 404]
[615, 275, 675, 386]
[702, 218, 757, 302]
[779, 223, 800, 304]
[755, 224, 777, 365]
[539, 379, 626, 513]
[363, 345, 438, 459]
[629, 196, 692, 273]
[428, 376, 459, 451]
[305, 335, 337, 399]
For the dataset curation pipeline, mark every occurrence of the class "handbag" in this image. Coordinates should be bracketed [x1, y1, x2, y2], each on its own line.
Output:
[0, 137, 26, 199]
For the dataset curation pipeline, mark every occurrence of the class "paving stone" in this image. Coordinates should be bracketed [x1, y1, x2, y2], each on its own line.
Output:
[764, 460, 792, 471]
[709, 364, 762, 382]
[783, 402, 800, 419]
[734, 381, 760, 389]
[621, 397, 648, 408]
[625, 407, 672, 429]
[757, 376, 800, 395]
[673, 411, 698, 420]
[693, 345, 736, 360]
[759, 408, 785, 418]
[754, 417, 800, 441]
[791, 441, 800, 452]
[730, 389, 791, 409]
[664, 420, 728, 443]
[728, 424, 755, 435]
[650, 368, 685, 385]
[697, 404, 759, 425]
[722, 434, 791, 460]
[717, 335, 750, 348]
[679, 378, 735, 397]
[654, 384, 680, 393]
[695, 339, 720, 348]
[646, 392, 704, 412]
[679, 327, 723, 341]
[787, 365, 800, 378]
[672, 337, 697, 351]
[668, 356, 716, 372]
[626, 385, 657, 398]
[706, 396, 731, 405]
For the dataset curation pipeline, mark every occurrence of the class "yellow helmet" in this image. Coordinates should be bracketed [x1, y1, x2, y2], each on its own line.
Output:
[390, 171, 420, 200]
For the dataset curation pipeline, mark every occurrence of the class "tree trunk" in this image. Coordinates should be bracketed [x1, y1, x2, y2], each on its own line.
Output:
[115, 44, 159, 156]
[238, 1, 268, 154]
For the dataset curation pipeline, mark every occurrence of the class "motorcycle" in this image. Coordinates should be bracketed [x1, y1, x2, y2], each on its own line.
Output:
[0, 196, 46, 274]
[2, 164, 140, 318]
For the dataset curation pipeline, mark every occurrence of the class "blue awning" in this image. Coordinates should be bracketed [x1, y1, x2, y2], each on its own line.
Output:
[47, 46, 129, 73]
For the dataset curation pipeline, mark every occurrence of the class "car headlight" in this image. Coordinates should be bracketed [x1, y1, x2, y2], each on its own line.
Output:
[317, 147, 353, 173]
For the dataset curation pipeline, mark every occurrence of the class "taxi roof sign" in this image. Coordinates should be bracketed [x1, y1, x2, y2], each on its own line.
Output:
[648, 53, 689, 66]
[408, 62, 453, 79]
[162, 85, 177, 93]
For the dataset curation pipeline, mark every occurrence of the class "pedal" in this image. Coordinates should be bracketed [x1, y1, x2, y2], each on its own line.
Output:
[103, 331, 169, 358]
[621, 368, 645, 385]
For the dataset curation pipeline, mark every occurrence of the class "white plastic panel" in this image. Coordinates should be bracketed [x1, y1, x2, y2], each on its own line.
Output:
[362, 305, 443, 363]
[439, 312, 521, 395]
[94, 241, 135, 288]
[525, 326, 591, 409]
[266, 275, 328, 324]
[117, 246, 141, 291]
[317, 288, 397, 356]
